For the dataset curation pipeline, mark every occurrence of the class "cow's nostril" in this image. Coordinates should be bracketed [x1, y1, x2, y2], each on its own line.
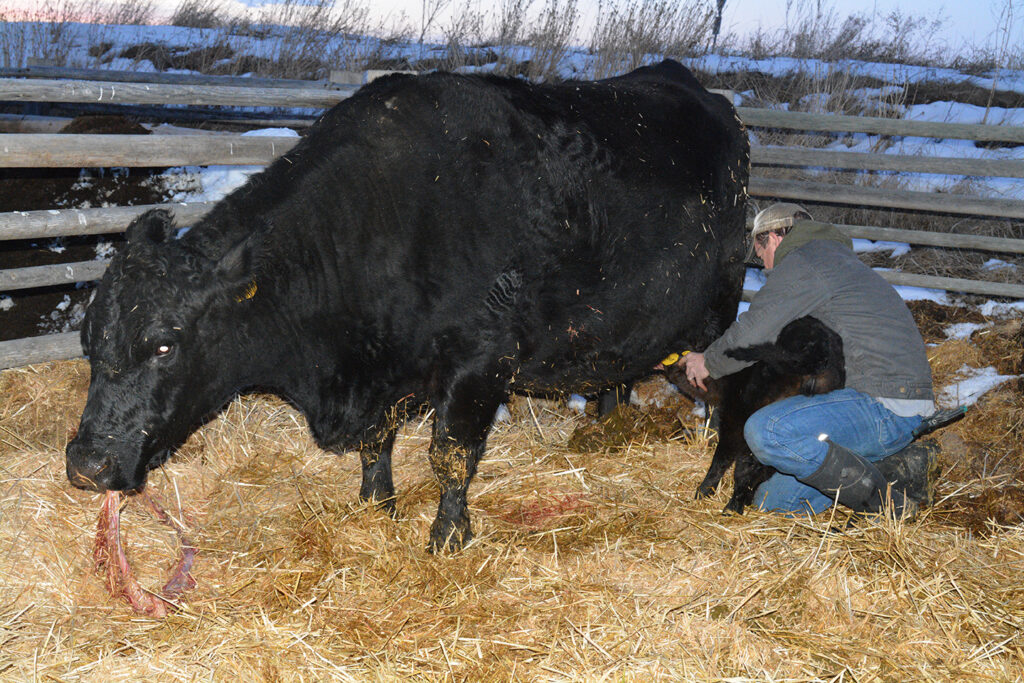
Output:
[66, 442, 114, 491]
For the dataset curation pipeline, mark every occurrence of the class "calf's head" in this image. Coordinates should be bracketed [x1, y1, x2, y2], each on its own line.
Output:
[66, 209, 259, 491]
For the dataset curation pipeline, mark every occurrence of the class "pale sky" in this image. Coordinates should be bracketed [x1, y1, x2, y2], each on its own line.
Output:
[721, 0, 1018, 50]
[365, 0, 1021, 53]
[7, 0, 1021, 54]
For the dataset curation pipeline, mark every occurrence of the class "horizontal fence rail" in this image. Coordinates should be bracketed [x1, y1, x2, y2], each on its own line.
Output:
[11, 258, 1022, 304]
[0, 77, 352, 108]
[0, 332, 81, 370]
[5, 206, 1024, 295]
[0, 260, 109, 292]
[738, 108, 1024, 145]
[4, 75, 1024, 144]
[0, 202, 212, 240]
[0, 132, 299, 167]
[2, 73, 1023, 370]
[0, 65, 354, 90]
[753, 146, 1024, 179]
[7, 202, 1024, 252]
[6, 133, 1024, 181]
[749, 177, 1024, 219]
[8, 252, 1024, 371]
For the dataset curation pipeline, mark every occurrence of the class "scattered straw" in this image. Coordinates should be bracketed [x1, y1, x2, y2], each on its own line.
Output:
[0, 305, 1022, 679]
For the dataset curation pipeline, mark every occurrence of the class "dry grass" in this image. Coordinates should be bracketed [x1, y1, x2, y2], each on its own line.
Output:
[1, 309, 1022, 679]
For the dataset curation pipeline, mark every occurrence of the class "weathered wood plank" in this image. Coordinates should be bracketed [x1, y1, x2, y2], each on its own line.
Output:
[0, 260, 109, 291]
[0, 78, 349, 108]
[0, 65, 355, 90]
[838, 224, 1024, 254]
[750, 176, 1024, 219]
[0, 203, 214, 240]
[739, 108, 1024, 144]
[0, 332, 81, 370]
[752, 146, 1024, 179]
[0, 133, 298, 167]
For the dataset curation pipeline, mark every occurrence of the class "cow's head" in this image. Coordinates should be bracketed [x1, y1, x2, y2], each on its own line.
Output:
[66, 209, 260, 492]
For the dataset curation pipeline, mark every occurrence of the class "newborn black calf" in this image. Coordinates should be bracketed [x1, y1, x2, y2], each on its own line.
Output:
[664, 316, 845, 514]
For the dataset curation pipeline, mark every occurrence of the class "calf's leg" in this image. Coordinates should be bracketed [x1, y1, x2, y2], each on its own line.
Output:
[725, 451, 775, 514]
[696, 373, 748, 499]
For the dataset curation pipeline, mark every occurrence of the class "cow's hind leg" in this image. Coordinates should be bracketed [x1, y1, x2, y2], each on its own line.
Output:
[428, 370, 507, 553]
[359, 429, 398, 516]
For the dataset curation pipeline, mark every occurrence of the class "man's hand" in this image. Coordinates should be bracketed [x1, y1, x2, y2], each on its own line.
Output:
[682, 352, 710, 391]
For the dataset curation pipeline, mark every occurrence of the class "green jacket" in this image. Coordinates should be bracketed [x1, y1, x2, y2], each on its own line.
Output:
[704, 220, 934, 402]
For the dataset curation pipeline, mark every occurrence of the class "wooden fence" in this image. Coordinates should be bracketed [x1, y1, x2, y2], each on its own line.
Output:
[2, 70, 1023, 369]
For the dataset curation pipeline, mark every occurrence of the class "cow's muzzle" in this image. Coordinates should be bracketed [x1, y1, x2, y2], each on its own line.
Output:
[65, 438, 140, 491]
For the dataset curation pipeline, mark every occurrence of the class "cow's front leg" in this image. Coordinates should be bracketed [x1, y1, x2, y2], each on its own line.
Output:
[359, 429, 398, 515]
[427, 373, 506, 553]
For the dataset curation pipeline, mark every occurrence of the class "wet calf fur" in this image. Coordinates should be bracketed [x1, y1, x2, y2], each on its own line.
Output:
[664, 316, 845, 514]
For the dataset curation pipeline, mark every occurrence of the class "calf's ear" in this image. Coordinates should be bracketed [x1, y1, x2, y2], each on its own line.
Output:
[126, 209, 176, 245]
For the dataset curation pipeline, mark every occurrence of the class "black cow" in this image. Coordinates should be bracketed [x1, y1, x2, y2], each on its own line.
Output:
[663, 316, 845, 513]
[66, 60, 749, 551]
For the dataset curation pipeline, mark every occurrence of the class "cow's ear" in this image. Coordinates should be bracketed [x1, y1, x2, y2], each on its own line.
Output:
[214, 229, 260, 285]
[125, 209, 176, 245]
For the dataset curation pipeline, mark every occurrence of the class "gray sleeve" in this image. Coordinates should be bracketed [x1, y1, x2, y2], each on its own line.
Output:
[703, 253, 830, 378]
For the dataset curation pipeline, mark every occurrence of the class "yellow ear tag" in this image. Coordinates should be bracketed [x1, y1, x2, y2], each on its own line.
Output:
[660, 350, 690, 366]
[236, 281, 257, 302]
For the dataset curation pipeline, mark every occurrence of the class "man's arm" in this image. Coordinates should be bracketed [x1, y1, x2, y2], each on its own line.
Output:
[703, 253, 829, 378]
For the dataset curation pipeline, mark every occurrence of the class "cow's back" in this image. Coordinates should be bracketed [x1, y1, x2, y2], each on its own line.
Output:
[193, 60, 748, 397]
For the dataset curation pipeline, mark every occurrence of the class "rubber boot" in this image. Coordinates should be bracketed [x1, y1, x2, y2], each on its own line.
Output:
[876, 440, 941, 509]
[799, 440, 917, 520]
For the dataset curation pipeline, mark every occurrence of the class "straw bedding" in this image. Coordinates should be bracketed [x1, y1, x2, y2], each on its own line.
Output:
[1, 306, 1022, 680]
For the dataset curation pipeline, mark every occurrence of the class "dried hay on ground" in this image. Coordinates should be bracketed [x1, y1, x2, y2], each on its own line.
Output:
[1, 312, 1023, 680]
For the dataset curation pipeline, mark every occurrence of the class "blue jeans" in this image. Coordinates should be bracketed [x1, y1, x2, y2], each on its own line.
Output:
[744, 388, 923, 515]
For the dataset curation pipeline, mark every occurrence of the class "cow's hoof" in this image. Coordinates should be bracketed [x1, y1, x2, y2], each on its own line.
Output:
[427, 515, 473, 554]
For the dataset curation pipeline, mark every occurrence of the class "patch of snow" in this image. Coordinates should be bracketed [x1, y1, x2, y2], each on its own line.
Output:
[852, 238, 911, 258]
[979, 300, 1024, 318]
[892, 284, 950, 304]
[38, 295, 89, 335]
[164, 165, 263, 203]
[567, 394, 588, 415]
[242, 128, 299, 138]
[944, 322, 987, 340]
[982, 258, 1015, 271]
[94, 241, 116, 259]
[938, 365, 1021, 408]
[0, 296, 14, 311]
